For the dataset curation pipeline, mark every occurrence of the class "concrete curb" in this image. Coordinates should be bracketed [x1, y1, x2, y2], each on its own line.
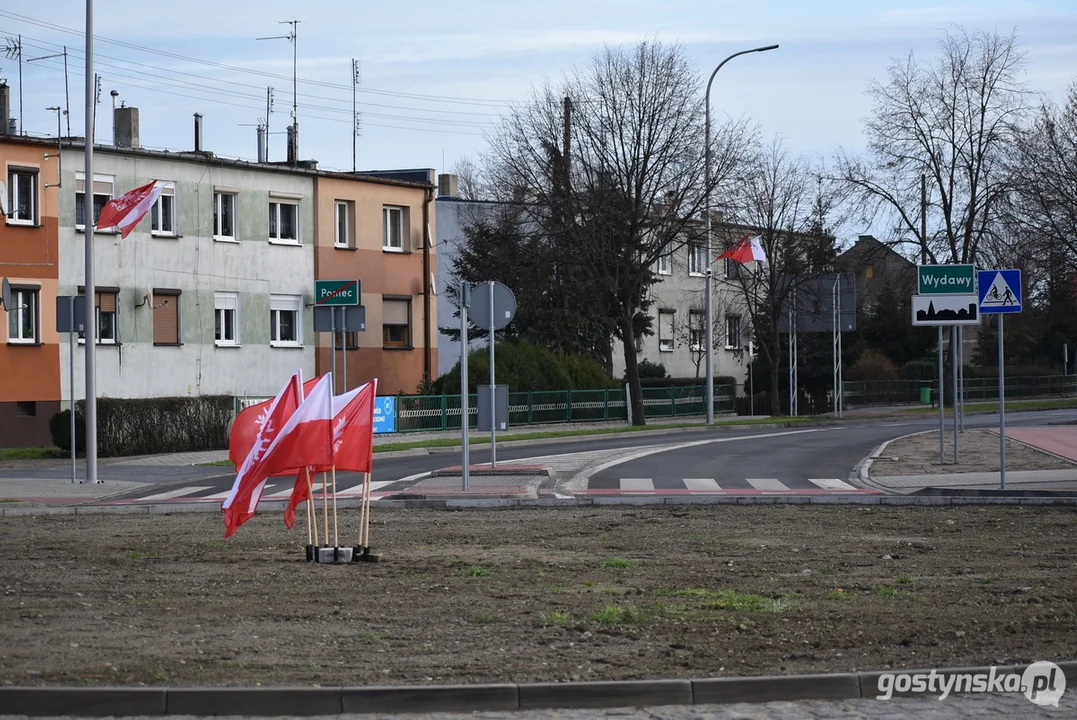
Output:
[6, 493, 1077, 518]
[2, 662, 1074, 716]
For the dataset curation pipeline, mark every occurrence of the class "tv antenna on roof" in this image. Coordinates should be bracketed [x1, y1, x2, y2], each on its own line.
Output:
[257, 21, 300, 162]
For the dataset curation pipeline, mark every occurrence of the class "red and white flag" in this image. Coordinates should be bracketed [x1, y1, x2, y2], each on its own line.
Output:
[716, 234, 767, 265]
[229, 377, 321, 468]
[222, 371, 304, 537]
[95, 180, 164, 239]
[284, 380, 378, 528]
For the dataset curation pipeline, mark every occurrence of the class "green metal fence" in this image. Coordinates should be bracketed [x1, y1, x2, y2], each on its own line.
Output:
[842, 375, 1077, 408]
[392, 384, 737, 433]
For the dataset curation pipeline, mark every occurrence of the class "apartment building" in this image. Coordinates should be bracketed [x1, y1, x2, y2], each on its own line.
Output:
[1, 99, 435, 446]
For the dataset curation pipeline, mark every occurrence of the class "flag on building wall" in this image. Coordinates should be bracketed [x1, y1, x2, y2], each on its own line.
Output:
[95, 180, 164, 238]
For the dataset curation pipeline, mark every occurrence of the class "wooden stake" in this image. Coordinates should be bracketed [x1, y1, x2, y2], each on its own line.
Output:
[331, 466, 339, 548]
[304, 467, 314, 546]
[321, 471, 330, 547]
[362, 471, 373, 548]
[356, 471, 367, 548]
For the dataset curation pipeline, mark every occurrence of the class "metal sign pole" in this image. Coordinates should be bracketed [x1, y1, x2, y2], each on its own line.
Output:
[330, 307, 337, 394]
[938, 327, 945, 464]
[460, 282, 470, 491]
[69, 297, 76, 484]
[341, 307, 347, 393]
[951, 325, 958, 463]
[958, 326, 964, 431]
[999, 315, 1006, 490]
[488, 281, 497, 468]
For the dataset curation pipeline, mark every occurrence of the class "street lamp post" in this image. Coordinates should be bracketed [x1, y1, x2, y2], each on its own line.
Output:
[704, 44, 778, 424]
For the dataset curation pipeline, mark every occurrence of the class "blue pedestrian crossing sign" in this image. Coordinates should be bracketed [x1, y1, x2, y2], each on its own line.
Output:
[977, 269, 1022, 314]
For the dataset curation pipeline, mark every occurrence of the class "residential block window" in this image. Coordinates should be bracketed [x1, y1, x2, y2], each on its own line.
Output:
[724, 257, 740, 280]
[16, 401, 36, 417]
[382, 205, 405, 251]
[150, 184, 176, 236]
[725, 315, 742, 350]
[213, 191, 236, 240]
[7, 167, 38, 225]
[7, 287, 38, 344]
[382, 297, 411, 347]
[335, 200, 355, 248]
[658, 310, 674, 352]
[270, 294, 302, 347]
[77, 290, 119, 344]
[75, 174, 114, 230]
[688, 242, 707, 275]
[215, 292, 239, 346]
[689, 310, 704, 352]
[657, 248, 672, 275]
[152, 290, 181, 345]
[269, 198, 299, 243]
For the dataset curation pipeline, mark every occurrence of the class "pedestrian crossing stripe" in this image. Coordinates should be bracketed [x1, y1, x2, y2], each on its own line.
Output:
[586, 478, 877, 494]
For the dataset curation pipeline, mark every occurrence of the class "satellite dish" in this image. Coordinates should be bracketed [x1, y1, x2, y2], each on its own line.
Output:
[1, 277, 12, 312]
[0, 181, 7, 216]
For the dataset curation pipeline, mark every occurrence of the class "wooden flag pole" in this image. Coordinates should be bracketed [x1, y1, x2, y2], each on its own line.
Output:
[304, 467, 314, 546]
[362, 471, 372, 548]
[321, 471, 330, 547]
[331, 465, 340, 548]
[356, 471, 367, 548]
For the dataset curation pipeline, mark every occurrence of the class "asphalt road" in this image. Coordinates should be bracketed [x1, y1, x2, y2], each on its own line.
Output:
[13, 408, 1077, 503]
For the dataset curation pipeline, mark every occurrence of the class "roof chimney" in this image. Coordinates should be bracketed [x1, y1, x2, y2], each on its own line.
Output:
[114, 105, 140, 149]
[0, 83, 9, 135]
[437, 173, 459, 198]
[193, 113, 203, 152]
[257, 125, 267, 162]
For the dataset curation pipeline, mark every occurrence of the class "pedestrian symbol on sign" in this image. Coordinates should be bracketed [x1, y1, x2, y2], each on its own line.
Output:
[977, 269, 1022, 314]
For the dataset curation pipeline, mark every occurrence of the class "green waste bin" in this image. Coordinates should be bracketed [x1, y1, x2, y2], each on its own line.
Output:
[920, 386, 932, 404]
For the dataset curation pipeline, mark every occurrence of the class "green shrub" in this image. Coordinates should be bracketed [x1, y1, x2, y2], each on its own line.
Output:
[49, 409, 85, 454]
[900, 358, 937, 380]
[432, 340, 614, 394]
[635, 359, 667, 380]
[65, 396, 233, 457]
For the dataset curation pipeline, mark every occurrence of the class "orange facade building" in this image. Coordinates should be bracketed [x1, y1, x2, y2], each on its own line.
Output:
[313, 170, 437, 395]
[1, 135, 62, 446]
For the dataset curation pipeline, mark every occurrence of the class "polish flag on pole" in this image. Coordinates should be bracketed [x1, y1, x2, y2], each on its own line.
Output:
[229, 377, 321, 468]
[284, 380, 378, 528]
[716, 234, 767, 265]
[222, 371, 304, 537]
[95, 180, 164, 239]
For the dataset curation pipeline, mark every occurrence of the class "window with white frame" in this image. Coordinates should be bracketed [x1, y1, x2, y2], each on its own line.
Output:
[6, 287, 38, 344]
[335, 200, 355, 248]
[76, 290, 118, 344]
[688, 242, 707, 275]
[213, 191, 236, 240]
[150, 184, 177, 236]
[382, 297, 411, 348]
[7, 168, 38, 225]
[270, 294, 302, 346]
[725, 315, 742, 350]
[215, 292, 239, 346]
[75, 174, 114, 231]
[658, 310, 675, 352]
[382, 205, 405, 251]
[724, 257, 740, 280]
[269, 198, 299, 243]
[689, 310, 704, 352]
[657, 247, 672, 275]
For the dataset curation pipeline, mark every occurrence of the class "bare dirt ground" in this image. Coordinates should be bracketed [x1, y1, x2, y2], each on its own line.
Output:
[1, 504, 1075, 688]
[870, 429, 1077, 476]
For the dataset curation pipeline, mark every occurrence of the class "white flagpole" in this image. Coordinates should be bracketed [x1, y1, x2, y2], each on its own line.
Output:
[83, 0, 99, 484]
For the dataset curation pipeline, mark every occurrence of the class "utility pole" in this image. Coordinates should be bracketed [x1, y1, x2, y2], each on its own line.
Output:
[352, 59, 362, 173]
[265, 87, 274, 159]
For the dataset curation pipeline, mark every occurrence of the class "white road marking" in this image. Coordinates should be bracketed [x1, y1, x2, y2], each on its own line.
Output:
[808, 478, 856, 490]
[263, 482, 324, 499]
[139, 486, 211, 502]
[746, 478, 788, 491]
[620, 478, 655, 492]
[683, 478, 721, 491]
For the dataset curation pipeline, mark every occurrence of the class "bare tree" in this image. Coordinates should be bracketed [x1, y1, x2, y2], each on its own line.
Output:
[836, 27, 1031, 264]
[725, 138, 839, 414]
[484, 40, 754, 424]
[451, 157, 488, 200]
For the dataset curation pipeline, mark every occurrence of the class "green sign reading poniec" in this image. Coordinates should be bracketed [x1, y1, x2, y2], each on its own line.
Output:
[315, 279, 360, 306]
[917, 264, 976, 295]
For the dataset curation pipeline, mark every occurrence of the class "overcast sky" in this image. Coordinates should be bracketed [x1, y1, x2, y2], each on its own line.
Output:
[3, 1, 1076, 185]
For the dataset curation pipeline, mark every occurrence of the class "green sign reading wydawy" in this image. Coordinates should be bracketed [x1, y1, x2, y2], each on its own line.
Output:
[917, 264, 976, 295]
[315, 279, 360, 306]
